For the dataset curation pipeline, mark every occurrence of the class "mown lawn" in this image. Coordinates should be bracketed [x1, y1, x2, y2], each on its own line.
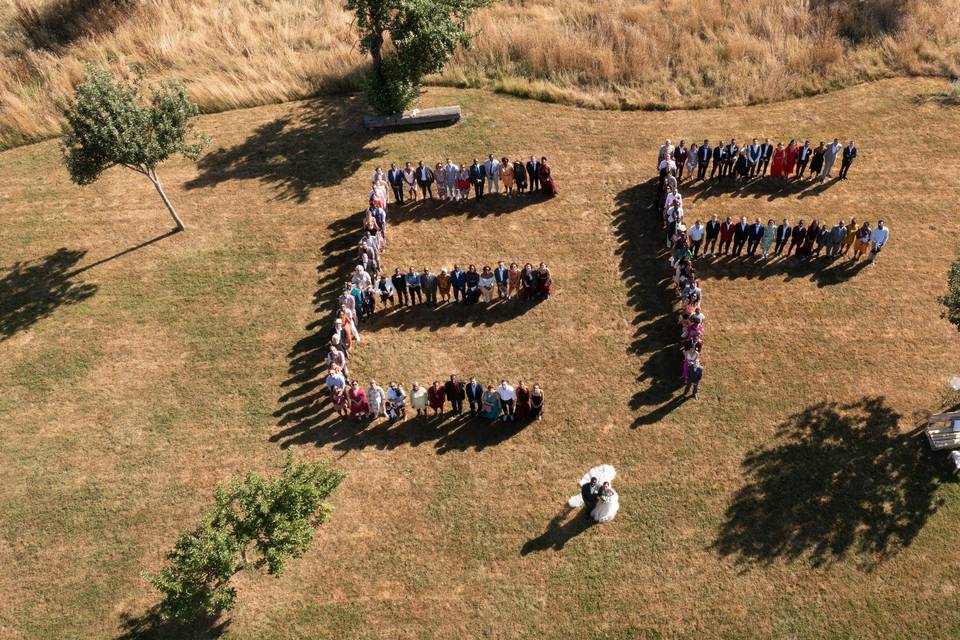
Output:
[2, 78, 960, 639]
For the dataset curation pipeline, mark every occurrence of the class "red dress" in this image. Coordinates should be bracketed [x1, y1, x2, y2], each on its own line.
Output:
[538, 164, 558, 196]
[514, 386, 532, 420]
[784, 145, 797, 175]
[348, 387, 368, 416]
[428, 385, 445, 410]
[770, 148, 786, 177]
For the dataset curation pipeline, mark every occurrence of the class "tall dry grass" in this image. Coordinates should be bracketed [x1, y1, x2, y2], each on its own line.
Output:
[2, 0, 959, 149]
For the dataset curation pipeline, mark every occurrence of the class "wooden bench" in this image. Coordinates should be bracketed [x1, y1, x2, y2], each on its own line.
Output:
[925, 411, 960, 450]
[363, 106, 462, 131]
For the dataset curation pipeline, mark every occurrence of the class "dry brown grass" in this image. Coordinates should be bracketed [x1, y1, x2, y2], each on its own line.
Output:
[3, 77, 960, 638]
[2, 0, 960, 149]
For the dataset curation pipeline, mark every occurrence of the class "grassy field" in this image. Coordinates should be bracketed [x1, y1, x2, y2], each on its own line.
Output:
[2, 77, 960, 638]
[3, 0, 960, 149]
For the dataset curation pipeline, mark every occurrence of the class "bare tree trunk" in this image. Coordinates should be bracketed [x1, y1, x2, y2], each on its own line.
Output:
[147, 168, 185, 231]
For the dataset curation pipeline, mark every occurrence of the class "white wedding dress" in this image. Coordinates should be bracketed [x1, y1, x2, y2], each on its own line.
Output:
[567, 464, 619, 523]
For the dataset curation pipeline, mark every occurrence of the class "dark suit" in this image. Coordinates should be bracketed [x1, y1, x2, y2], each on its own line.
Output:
[732, 222, 749, 256]
[415, 166, 434, 197]
[444, 380, 465, 415]
[580, 481, 599, 509]
[387, 168, 404, 203]
[759, 143, 774, 176]
[774, 224, 792, 255]
[494, 267, 508, 298]
[705, 220, 721, 254]
[469, 163, 486, 198]
[795, 146, 812, 178]
[391, 273, 408, 305]
[746, 223, 764, 255]
[450, 269, 466, 303]
[526, 160, 540, 192]
[697, 145, 712, 180]
[673, 146, 688, 180]
[839, 145, 857, 179]
[466, 382, 483, 415]
[711, 145, 727, 179]
[787, 225, 806, 256]
[725, 144, 739, 177]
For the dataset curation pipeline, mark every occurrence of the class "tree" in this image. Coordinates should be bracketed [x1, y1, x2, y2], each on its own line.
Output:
[940, 257, 960, 331]
[61, 65, 208, 231]
[149, 456, 345, 623]
[347, 0, 492, 114]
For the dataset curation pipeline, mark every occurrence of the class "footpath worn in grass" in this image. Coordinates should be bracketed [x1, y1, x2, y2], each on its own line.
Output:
[2, 78, 960, 638]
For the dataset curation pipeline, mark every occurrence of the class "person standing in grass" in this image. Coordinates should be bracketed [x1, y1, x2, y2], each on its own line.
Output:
[406, 267, 423, 304]
[774, 218, 791, 256]
[539, 156, 558, 196]
[437, 268, 452, 303]
[470, 158, 486, 199]
[770, 142, 786, 179]
[795, 140, 812, 179]
[827, 220, 847, 257]
[403, 161, 417, 200]
[514, 381, 531, 421]
[819, 137, 841, 182]
[450, 264, 466, 303]
[386, 382, 407, 421]
[526, 155, 540, 193]
[494, 261, 509, 299]
[784, 139, 798, 178]
[704, 214, 720, 256]
[746, 217, 765, 257]
[687, 219, 705, 257]
[684, 357, 704, 400]
[428, 381, 446, 416]
[434, 162, 448, 200]
[410, 381, 427, 417]
[787, 219, 806, 257]
[697, 139, 712, 180]
[445, 375, 465, 416]
[479, 266, 496, 303]
[530, 384, 544, 420]
[348, 380, 369, 420]
[387, 163, 404, 203]
[497, 380, 516, 422]
[415, 160, 434, 199]
[458, 163, 471, 201]
[333, 385, 349, 418]
[758, 137, 774, 176]
[841, 217, 858, 256]
[808, 141, 825, 180]
[507, 262, 521, 299]
[513, 160, 527, 194]
[485, 154, 501, 195]
[685, 143, 699, 182]
[391, 267, 408, 306]
[868, 220, 890, 264]
[445, 158, 459, 202]
[481, 385, 501, 421]
[718, 216, 735, 256]
[711, 139, 726, 179]
[465, 264, 481, 304]
[466, 377, 483, 416]
[536, 262, 553, 299]
[839, 140, 857, 180]
[800, 219, 820, 257]
[367, 380, 386, 420]
[674, 140, 688, 181]
[747, 138, 761, 177]
[501, 157, 515, 195]
[760, 219, 776, 259]
[421, 267, 437, 306]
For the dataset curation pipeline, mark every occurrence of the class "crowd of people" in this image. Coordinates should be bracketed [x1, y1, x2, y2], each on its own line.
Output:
[657, 137, 858, 186]
[316, 158, 552, 425]
[325, 374, 545, 423]
[370, 154, 558, 204]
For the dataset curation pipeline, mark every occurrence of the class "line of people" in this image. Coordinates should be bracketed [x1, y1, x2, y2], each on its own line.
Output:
[657, 137, 858, 186]
[370, 155, 558, 205]
[326, 375, 545, 423]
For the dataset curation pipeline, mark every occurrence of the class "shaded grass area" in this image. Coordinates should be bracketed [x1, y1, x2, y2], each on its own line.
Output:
[2, 80, 960, 638]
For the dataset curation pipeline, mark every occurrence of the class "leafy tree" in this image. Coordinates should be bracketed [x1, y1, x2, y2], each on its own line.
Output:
[61, 65, 208, 231]
[940, 257, 960, 331]
[150, 456, 345, 623]
[347, 0, 492, 114]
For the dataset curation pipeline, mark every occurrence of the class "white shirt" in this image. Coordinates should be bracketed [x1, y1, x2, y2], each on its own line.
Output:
[688, 225, 705, 242]
[497, 384, 516, 402]
[870, 226, 889, 246]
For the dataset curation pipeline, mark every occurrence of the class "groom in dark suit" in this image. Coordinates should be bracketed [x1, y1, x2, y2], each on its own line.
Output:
[465, 377, 483, 416]
[581, 477, 600, 511]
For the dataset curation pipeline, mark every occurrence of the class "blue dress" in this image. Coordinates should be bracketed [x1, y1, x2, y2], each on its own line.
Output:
[480, 391, 501, 420]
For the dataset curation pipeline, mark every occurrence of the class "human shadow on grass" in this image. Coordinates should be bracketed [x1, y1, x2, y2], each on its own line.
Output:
[521, 505, 596, 555]
[362, 296, 544, 332]
[116, 606, 230, 640]
[384, 191, 548, 227]
[693, 252, 871, 288]
[184, 98, 383, 202]
[613, 179, 687, 425]
[679, 175, 841, 202]
[712, 396, 948, 569]
[0, 247, 98, 340]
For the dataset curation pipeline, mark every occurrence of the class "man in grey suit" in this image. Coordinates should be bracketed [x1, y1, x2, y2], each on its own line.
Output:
[827, 220, 847, 257]
[819, 137, 842, 182]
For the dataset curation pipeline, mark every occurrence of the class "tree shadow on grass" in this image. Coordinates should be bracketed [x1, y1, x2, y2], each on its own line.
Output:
[712, 396, 948, 569]
[14, 0, 135, 52]
[116, 606, 230, 640]
[521, 505, 596, 555]
[0, 248, 98, 340]
[184, 98, 383, 202]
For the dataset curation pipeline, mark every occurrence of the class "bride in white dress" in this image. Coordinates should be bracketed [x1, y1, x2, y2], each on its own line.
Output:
[568, 464, 620, 523]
